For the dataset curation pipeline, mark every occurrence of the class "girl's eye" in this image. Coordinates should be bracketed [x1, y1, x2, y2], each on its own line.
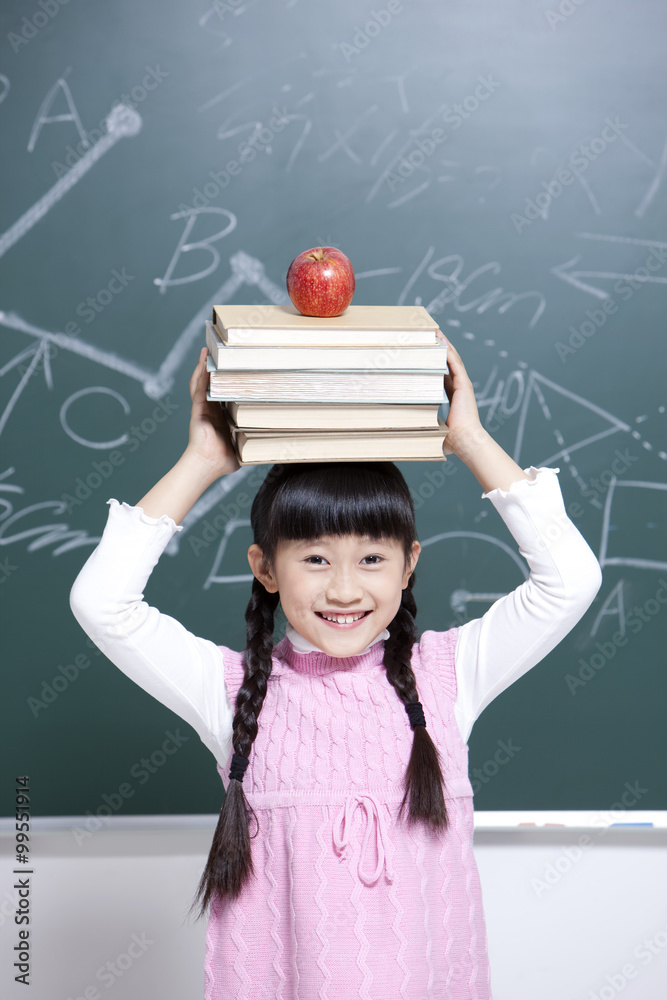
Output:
[304, 555, 327, 565]
[362, 554, 383, 565]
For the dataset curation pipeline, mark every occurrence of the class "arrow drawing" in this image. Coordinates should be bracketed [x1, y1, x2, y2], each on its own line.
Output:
[551, 253, 667, 300]
[0, 104, 142, 261]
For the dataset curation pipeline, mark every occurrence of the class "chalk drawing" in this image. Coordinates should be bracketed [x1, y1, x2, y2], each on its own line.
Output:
[552, 255, 667, 300]
[286, 117, 312, 171]
[0, 468, 99, 556]
[634, 134, 667, 218]
[198, 3, 233, 47]
[27, 73, 89, 154]
[0, 251, 288, 439]
[449, 589, 511, 615]
[528, 144, 601, 218]
[474, 165, 502, 204]
[512, 370, 631, 469]
[366, 102, 449, 203]
[0, 339, 52, 438]
[59, 387, 131, 450]
[355, 268, 402, 280]
[383, 68, 418, 115]
[388, 179, 430, 208]
[203, 519, 254, 589]
[590, 580, 626, 637]
[0, 103, 141, 262]
[164, 466, 253, 557]
[318, 105, 379, 164]
[419, 531, 528, 617]
[154, 207, 238, 293]
[420, 530, 529, 576]
[575, 232, 667, 252]
[423, 252, 546, 328]
[599, 479, 667, 571]
[370, 128, 399, 166]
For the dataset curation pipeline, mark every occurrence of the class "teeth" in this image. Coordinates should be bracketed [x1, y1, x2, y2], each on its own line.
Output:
[320, 612, 367, 624]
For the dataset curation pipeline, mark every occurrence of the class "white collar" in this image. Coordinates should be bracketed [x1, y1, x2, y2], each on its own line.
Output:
[285, 622, 390, 655]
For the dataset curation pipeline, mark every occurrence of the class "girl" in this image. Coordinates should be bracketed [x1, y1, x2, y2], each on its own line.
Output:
[70, 339, 601, 999]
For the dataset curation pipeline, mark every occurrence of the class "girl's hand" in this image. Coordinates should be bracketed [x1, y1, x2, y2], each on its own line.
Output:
[186, 347, 240, 477]
[437, 334, 483, 457]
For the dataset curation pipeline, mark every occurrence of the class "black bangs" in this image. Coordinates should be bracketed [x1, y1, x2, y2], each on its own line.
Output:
[251, 463, 416, 561]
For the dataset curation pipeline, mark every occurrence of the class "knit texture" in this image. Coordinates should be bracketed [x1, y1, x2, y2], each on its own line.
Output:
[205, 628, 492, 1000]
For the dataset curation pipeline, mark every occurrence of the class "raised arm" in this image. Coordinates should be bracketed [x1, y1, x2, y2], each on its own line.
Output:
[440, 335, 529, 493]
[70, 349, 240, 765]
[137, 346, 240, 523]
[436, 337, 602, 742]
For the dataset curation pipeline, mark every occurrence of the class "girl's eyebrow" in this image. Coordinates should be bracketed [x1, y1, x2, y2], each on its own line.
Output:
[292, 536, 390, 548]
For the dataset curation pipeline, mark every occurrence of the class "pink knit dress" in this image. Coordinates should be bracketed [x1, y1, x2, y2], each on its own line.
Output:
[205, 628, 491, 1000]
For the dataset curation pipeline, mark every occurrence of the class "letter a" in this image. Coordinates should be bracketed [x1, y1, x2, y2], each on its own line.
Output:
[590, 580, 626, 637]
[27, 76, 89, 153]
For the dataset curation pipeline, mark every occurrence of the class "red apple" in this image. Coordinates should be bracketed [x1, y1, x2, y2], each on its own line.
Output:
[286, 246, 355, 317]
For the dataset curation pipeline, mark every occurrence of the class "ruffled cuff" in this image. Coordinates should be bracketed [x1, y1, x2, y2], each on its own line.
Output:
[481, 466, 559, 501]
[106, 498, 183, 534]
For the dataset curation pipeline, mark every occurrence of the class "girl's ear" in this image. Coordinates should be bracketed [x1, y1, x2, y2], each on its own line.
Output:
[247, 544, 279, 593]
[402, 540, 421, 588]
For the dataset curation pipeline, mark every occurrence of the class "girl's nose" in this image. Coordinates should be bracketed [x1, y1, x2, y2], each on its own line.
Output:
[325, 568, 364, 604]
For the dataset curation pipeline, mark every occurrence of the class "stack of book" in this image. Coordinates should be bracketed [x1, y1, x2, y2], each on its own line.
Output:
[205, 303, 448, 464]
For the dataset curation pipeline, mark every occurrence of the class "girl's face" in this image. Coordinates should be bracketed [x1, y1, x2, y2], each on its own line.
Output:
[247, 534, 421, 658]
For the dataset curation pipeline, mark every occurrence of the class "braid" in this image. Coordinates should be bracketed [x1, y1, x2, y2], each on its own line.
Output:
[384, 573, 448, 830]
[193, 579, 279, 915]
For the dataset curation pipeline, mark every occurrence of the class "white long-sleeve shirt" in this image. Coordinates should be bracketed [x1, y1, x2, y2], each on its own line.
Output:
[69, 467, 602, 768]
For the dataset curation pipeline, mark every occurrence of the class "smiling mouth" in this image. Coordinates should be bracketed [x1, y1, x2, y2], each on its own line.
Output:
[316, 610, 372, 625]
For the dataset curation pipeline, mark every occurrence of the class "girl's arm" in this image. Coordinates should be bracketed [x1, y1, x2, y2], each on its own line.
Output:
[70, 500, 234, 766]
[137, 347, 240, 524]
[70, 349, 239, 766]
[440, 335, 529, 493]
[437, 340, 602, 742]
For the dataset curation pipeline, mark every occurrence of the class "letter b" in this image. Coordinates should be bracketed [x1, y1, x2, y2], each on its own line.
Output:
[39, 0, 60, 15]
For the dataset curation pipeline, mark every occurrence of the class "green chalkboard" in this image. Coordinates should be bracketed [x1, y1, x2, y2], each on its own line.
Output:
[1, 0, 666, 819]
